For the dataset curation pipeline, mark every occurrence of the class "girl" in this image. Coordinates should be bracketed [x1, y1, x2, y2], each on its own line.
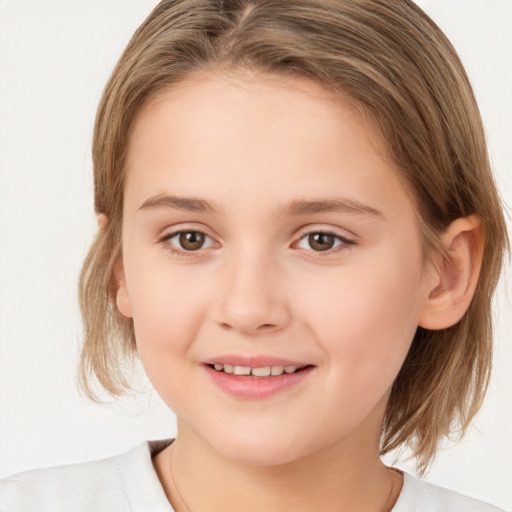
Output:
[0, 1, 509, 510]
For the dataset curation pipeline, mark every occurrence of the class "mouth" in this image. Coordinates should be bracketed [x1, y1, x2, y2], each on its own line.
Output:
[206, 363, 312, 377]
[203, 360, 315, 399]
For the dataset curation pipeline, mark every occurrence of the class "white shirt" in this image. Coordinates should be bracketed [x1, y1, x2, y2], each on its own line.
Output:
[0, 440, 505, 512]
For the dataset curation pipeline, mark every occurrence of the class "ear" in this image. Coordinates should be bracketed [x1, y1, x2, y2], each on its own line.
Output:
[96, 213, 108, 230]
[114, 260, 133, 318]
[419, 215, 484, 330]
[98, 214, 133, 318]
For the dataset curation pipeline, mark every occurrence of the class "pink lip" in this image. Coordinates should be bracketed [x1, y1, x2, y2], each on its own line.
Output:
[202, 356, 314, 400]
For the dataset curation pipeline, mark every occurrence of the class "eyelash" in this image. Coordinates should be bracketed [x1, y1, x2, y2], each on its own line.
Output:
[158, 229, 355, 256]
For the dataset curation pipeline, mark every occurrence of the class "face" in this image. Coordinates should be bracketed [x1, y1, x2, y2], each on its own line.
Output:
[118, 72, 434, 466]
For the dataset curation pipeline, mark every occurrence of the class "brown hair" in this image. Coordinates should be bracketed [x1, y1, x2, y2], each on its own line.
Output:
[78, 0, 508, 471]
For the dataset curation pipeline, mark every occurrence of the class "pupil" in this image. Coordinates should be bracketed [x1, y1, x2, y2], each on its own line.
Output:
[179, 231, 205, 250]
[309, 233, 334, 251]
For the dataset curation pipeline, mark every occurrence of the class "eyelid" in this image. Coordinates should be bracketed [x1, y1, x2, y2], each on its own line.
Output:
[157, 221, 218, 241]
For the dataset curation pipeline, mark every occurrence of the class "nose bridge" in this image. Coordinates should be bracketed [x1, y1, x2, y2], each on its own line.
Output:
[213, 243, 290, 334]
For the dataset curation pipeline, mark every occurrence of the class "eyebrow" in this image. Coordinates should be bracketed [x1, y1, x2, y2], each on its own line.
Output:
[138, 194, 217, 213]
[138, 194, 384, 218]
[281, 199, 384, 218]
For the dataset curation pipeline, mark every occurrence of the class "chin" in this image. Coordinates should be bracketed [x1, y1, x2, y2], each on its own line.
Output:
[194, 418, 320, 467]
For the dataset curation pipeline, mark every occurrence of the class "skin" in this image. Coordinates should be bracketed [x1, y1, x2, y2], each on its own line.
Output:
[115, 72, 477, 512]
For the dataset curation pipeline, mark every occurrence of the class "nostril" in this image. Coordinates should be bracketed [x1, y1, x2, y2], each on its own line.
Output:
[258, 323, 277, 330]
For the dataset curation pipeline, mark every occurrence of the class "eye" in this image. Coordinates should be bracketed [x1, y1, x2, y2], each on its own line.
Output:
[296, 231, 353, 252]
[162, 230, 215, 252]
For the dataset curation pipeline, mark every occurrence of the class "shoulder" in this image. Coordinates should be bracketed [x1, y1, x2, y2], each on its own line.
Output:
[0, 440, 173, 512]
[0, 449, 130, 512]
[393, 472, 506, 512]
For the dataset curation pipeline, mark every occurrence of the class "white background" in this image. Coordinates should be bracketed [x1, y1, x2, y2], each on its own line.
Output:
[0, 1, 511, 509]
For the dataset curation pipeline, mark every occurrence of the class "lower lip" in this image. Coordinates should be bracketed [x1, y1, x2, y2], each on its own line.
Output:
[204, 365, 314, 400]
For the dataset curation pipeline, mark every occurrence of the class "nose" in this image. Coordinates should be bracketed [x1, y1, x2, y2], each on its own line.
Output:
[211, 250, 291, 335]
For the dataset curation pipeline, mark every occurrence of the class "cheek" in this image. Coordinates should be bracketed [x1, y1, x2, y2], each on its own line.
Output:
[127, 267, 217, 409]
[125, 259, 213, 364]
[299, 253, 425, 390]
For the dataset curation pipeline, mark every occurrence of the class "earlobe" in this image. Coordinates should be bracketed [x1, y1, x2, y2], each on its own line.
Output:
[419, 215, 484, 330]
[114, 260, 133, 318]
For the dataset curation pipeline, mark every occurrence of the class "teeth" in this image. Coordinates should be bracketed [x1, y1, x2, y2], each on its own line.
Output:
[233, 366, 251, 376]
[211, 364, 303, 377]
[251, 366, 271, 377]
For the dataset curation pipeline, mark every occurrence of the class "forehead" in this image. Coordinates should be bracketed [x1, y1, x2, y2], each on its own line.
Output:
[129, 71, 388, 158]
[124, 72, 413, 220]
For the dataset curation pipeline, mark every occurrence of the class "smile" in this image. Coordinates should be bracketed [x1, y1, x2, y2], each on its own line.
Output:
[204, 361, 314, 399]
[208, 364, 308, 377]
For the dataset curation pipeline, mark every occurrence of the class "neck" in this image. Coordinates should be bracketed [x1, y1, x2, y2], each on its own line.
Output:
[153, 423, 401, 512]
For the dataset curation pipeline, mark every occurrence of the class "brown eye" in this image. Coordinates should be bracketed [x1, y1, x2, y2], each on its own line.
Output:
[163, 230, 215, 255]
[307, 233, 335, 251]
[296, 231, 352, 253]
[178, 231, 206, 250]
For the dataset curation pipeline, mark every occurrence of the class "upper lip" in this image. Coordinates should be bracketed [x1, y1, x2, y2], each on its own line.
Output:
[203, 354, 312, 368]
